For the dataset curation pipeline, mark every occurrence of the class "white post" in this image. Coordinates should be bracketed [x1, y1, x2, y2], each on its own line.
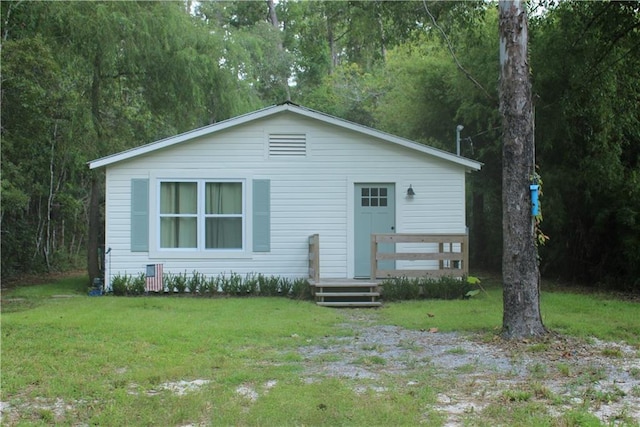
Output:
[456, 124, 464, 155]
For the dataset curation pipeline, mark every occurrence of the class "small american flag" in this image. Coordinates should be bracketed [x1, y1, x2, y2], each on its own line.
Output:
[145, 264, 163, 292]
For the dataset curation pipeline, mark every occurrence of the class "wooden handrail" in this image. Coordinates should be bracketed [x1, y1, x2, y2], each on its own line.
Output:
[371, 233, 468, 279]
[308, 234, 320, 283]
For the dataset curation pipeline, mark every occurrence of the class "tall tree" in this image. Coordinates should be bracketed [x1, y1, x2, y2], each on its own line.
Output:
[498, 0, 546, 338]
[0, 1, 257, 282]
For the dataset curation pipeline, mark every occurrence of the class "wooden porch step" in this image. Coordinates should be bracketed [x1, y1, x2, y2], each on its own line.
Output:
[310, 279, 382, 308]
[311, 282, 378, 288]
[315, 292, 380, 297]
[316, 301, 382, 307]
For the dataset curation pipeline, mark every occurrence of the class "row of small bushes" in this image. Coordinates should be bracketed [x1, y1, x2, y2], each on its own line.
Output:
[110, 271, 312, 300]
[380, 275, 475, 301]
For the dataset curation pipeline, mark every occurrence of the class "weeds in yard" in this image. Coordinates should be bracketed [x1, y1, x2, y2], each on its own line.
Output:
[556, 362, 572, 377]
[360, 343, 385, 352]
[527, 342, 549, 353]
[445, 346, 468, 355]
[354, 355, 387, 366]
[601, 347, 624, 358]
[454, 363, 478, 374]
[529, 381, 554, 400]
[584, 386, 626, 405]
[528, 362, 548, 379]
[502, 389, 533, 402]
[398, 339, 421, 351]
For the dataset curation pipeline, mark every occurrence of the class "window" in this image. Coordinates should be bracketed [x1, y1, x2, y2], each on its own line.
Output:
[159, 180, 243, 250]
[205, 182, 242, 249]
[361, 187, 388, 207]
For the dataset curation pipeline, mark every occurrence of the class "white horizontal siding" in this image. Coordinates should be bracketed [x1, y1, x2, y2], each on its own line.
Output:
[103, 112, 468, 284]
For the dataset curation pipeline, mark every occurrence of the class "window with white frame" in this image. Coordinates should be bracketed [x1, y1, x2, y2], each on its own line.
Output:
[159, 180, 244, 250]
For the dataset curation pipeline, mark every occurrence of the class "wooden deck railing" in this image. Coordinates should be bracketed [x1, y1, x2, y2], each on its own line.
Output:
[371, 233, 468, 279]
[308, 234, 320, 283]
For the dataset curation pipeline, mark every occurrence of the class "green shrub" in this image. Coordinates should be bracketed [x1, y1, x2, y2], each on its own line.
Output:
[128, 273, 146, 295]
[111, 274, 129, 296]
[382, 276, 421, 301]
[112, 270, 310, 300]
[201, 276, 218, 297]
[258, 274, 280, 296]
[290, 278, 312, 300]
[422, 276, 472, 300]
[220, 272, 243, 295]
[239, 273, 258, 295]
[278, 277, 293, 296]
[187, 271, 205, 294]
[173, 272, 187, 294]
[381, 275, 473, 301]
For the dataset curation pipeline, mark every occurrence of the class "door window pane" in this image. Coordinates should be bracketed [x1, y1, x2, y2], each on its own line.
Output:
[361, 186, 388, 208]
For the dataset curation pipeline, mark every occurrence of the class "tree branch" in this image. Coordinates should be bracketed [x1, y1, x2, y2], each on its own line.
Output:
[422, 0, 495, 104]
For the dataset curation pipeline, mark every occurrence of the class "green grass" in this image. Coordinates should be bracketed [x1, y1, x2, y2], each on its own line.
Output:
[2, 273, 639, 426]
[380, 277, 640, 346]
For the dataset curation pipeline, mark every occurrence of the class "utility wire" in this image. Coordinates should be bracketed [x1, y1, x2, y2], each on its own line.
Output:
[422, 0, 495, 103]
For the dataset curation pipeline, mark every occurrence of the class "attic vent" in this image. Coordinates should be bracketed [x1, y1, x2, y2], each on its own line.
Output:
[269, 133, 306, 157]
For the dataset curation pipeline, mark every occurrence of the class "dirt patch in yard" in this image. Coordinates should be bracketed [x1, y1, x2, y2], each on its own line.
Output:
[298, 309, 640, 426]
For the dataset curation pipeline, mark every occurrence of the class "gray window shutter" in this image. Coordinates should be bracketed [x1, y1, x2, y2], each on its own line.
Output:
[252, 179, 270, 252]
[131, 179, 149, 252]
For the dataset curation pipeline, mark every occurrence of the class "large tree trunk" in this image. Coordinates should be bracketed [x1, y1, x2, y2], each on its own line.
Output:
[87, 51, 104, 285]
[498, 0, 546, 339]
[471, 189, 486, 267]
[87, 173, 102, 285]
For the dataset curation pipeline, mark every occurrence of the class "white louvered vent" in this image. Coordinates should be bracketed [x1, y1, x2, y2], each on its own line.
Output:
[269, 133, 307, 157]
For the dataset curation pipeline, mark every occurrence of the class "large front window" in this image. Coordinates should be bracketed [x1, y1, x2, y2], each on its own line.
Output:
[160, 180, 243, 250]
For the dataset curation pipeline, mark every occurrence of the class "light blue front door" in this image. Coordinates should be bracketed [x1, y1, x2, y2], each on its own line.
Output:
[354, 184, 395, 278]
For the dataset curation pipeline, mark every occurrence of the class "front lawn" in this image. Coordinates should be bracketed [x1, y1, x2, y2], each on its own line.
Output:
[1, 274, 638, 426]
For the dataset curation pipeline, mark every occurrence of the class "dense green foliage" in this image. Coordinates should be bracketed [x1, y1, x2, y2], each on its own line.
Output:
[381, 276, 474, 301]
[109, 271, 312, 299]
[1, 1, 638, 289]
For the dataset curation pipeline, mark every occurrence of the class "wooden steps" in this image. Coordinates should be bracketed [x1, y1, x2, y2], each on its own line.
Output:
[315, 292, 380, 297]
[311, 280, 381, 308]
[316, 301, 381, 307]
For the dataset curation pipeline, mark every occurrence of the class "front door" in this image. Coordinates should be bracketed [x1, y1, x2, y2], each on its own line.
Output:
[354, 183, 395, 278]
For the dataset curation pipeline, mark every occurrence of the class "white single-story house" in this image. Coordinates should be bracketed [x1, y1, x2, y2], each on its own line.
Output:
[89, 102, 481, 294]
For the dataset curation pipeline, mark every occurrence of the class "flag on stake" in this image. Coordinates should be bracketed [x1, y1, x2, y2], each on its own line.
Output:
[145, 264, 163, 292]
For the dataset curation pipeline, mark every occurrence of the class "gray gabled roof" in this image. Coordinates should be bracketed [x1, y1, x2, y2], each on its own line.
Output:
[88, 102, 482, 171]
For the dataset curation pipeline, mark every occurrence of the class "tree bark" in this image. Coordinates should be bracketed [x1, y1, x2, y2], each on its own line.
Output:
[498, 0, 546, 339]
[87, 51, 103, 285]
[471, 189, 486, 267]
[266, 0, 279, 28]
[87, 173, 102, 285]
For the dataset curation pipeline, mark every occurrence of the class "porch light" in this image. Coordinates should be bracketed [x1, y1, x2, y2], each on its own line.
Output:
[407, 185, 416, 197]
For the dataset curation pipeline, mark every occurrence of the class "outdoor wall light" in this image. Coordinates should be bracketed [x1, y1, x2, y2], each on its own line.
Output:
[407, 185, 416, 197]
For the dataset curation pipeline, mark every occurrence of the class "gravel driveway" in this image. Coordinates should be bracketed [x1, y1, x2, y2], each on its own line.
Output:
[298, 309, 640, 426]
